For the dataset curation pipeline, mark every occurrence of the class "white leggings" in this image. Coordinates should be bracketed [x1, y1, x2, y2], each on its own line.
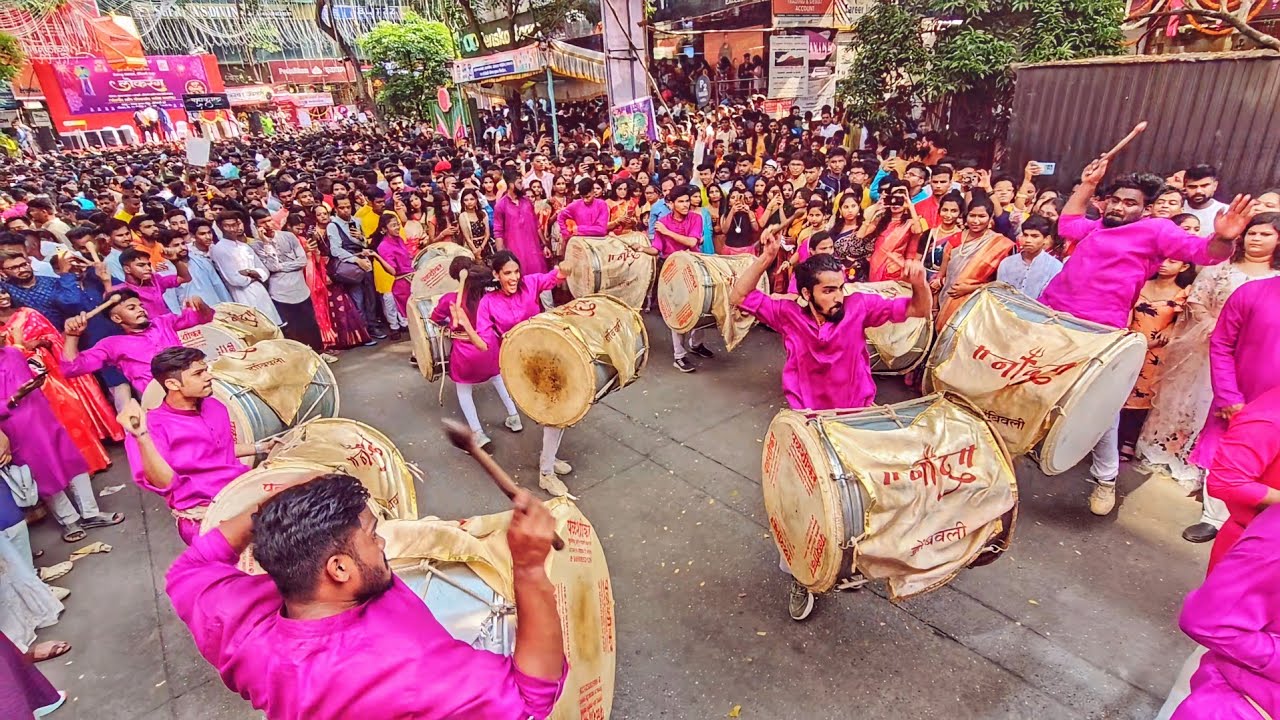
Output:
[456, 376, 519, 433]
[382, 293, 406, 330]
[540, 426, 565, 476]
[47, 473, 102, 529]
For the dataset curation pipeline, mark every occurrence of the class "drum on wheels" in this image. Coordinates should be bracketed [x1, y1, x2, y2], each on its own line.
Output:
[762, 393, 1017, 599]
[500, 294, 648, 428]
[845, 281, 933, 374]
[924, 284, 1148, 475]
[178, 302, 284, 361]
[564, 233, 657, 309]
[411, 242, 473, 300]
[407, 295, 452, 382]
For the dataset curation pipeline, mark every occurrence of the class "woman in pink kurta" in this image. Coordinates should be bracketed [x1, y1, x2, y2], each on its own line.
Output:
[373, 213, 413, 316]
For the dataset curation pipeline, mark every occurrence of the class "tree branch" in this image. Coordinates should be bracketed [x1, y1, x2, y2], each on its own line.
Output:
[1127, 7, 1280, 51]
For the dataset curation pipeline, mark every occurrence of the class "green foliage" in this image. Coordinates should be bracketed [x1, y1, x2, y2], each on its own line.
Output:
[0, 32, 24, 84]
[358, 11, 456, 118]
[839, 0, 1124, 147]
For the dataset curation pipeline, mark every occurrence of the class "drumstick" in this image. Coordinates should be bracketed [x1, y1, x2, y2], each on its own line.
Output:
[86, 240, 101, 264]
[1102, 121, 1148, 161]
[85, 294, 123, 320]
[442, 419, 566, 551]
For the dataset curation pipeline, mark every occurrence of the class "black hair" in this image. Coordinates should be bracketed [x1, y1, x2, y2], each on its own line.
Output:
[252, 474, 371, 601]
[1183, 164, 1218, 183]
[119, 247, 149, 267]
[1170, 212, 1199, 228]
[575, 177, 595, 197]
[931, 164, 954, 179]
[151, 345, 205, 388]
[1021, 214, 1054, 237]
[668, 184, 695, 203]
[794, 253, 845, 297]
[1107, 173, 1162, 205]
[808, 230, 832, 250]
[128, 213, 157, 231]
[489, 249, 520, 279]
[966, 190, 997, 219]
[1234, 212, 1280, 269]
[461, 263, 495, 323]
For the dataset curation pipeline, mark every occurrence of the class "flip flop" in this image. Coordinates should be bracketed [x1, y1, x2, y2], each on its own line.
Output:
[30, 640, 71, 663]
[61, 526, 85, 543]
[35, 691, 67, 718]
[80, 512, 125, 529]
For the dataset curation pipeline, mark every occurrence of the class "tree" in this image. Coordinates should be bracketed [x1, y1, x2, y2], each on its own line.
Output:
[449, 0, 598, 55]
[839, 0, 1125, 154]
[0, 32, 23, 84]
[314, 0, 378, 114]
[358, 12, 456, 119]
[1127, 1, 1280, 52]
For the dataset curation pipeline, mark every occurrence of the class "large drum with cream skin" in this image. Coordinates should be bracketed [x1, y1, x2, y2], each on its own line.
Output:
[564, 233, 657, 309]
[844, 281, 933, 374]
[499, 294, 648, 428]
[762, 393, 1017, 600]
[178, 302, 283, 361]
[407, 294, 452, 382]
[924, 283, 1148, 475]
[411, 242, 473, 300]
[656, 251, 765, 334]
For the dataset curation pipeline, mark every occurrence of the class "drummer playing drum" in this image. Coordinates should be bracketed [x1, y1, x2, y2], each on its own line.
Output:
[731, 230, 932, 621]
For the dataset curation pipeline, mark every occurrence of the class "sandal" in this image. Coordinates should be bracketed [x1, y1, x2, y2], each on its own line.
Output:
[60, 524, 86, 543]
[80, 512, 125, 529]
[28, 640, 71, 663]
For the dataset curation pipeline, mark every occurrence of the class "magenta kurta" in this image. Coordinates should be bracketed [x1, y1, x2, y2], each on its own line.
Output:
[653, 211, 704, 259]
[62, 305, 213, 394]
[1174, 504, 1280, 719]
[0, 346, 85, 497]
[1039, 214, 1230, 328]
[430, 291, 500, 384]
[1191, 275, 1280, 470]
[493, 194, 548, 275]
[167, 528, 568, 720]
[1203, 384, 1280, 569]
[739, 290, 909, 411]
[375, 235, 413, 315]
[113, 274, 181, 320]
[557, 198, 609, 240]
[476, 270, 564, 342]
[123, 397, 249, 544]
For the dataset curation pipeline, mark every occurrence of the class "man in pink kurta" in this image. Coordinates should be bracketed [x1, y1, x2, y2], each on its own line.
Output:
[113, 247, 188, 320]
[556, 179, 609, 240]
[61, 289, 213, 395]
[166, 474, 568, 720]
[493, 174, 548, 275]
[654, 186, 712, 372]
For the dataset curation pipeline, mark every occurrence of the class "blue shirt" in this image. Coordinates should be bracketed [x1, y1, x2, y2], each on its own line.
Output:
[648, 199, 671, 240]
[182, 249, 233, 305]
[869, 168, 930, 204]
[2, 273, 89, 330]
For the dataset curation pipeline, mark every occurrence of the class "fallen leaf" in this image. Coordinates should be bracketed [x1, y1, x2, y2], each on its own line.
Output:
[728, 706, 742, 718]
[98, 484, 126, 497]
[1028, 599, 1040, 606]
[755, 631, 766, 636]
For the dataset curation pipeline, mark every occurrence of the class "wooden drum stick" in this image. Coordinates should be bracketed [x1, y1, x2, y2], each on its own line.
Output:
[442, 419, 566, 551]
[1103, 121, 1148, 161]
[85, 293, 123, 320]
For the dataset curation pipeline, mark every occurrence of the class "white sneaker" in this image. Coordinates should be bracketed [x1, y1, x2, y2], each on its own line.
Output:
[475, 432, 493, 449]
[539, 473, 578, 499]
[47, 585, 71, 601]
[553, 460, 572, 475]
[1089, 481, 1116, 516]
[505, 414, 524, 433]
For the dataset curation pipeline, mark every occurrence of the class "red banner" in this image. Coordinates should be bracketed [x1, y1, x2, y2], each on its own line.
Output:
[267, 59, 356, 85]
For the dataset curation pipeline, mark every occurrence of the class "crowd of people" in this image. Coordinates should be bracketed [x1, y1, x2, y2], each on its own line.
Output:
[0, 95, 1277, 719]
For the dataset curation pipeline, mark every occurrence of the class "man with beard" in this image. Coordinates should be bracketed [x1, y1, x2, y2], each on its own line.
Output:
[117, 347, 256, 544]
[165, 473, 568, 719]
[731, 232, 932, 621]
[1037, 155, 1255, 517]
[1181, 164, 1229, 237]
[61, 288, 213, 395]
[493, 168, 547, 275]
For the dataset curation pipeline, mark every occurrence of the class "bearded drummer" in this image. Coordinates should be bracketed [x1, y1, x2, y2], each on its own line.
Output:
[1035, 155, 1255, 517]
[117, 347, 266, 544]
[166, 474, 568, 719]
[731, 231, 932, 621]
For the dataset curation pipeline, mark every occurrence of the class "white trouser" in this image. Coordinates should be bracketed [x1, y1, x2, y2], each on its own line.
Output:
[1091, 414, 1121, 484]
[671, 328, 705, 361]
[539, 290, 554, 311]
[540, 426, 565, 476]
[1155, 646, 1207, 720]
[456, 376, 519, 434]
[1200, 487, 1229, 528]
[2, 520, 32, 566]
[47, 473, 102, 528]
[382, 294, 406, 330]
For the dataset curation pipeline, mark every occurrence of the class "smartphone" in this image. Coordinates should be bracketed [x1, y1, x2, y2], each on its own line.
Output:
[1035, 161, 1056, 176]
[887, 150, 898, 159]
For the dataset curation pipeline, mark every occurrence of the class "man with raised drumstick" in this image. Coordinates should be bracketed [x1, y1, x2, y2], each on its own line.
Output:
[166, 474, 568, 719]
[1036, 154, 1256, 517]
[731, 230, 932, 621]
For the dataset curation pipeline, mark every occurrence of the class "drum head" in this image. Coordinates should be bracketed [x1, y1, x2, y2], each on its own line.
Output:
[566, 234, 656, 309]
[1038, 334, 1148, 475]
[847, 282, 933, 375]
[657, 252, 710, 334]
[411, 242, 471, 299]
[500, 319, 597, 428]
[407, 296, 448, 382]
[761, 411, 848, 593]
[213, 303, 282, 345]
[178, 322, 248, 361]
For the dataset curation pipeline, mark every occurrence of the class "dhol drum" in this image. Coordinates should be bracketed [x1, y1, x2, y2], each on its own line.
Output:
[656, 251, 766, 352]
[142, 339, 340, 449]
[500, 294, 648, 428]
[565, 233, 657, 309]
[177, 302, 284, 361]
[266, 418, 419, 521]
[924, 284, 1148, 475]
[407, 295, 451, 382]
[762, 393, 1018, 600]
[844, 281, 933, 374]
[381, 497, 615, 720]
[411, 242, 473, 300]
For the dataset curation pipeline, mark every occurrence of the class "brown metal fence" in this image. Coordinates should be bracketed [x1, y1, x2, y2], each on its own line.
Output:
[1005, 50, 1280, 195]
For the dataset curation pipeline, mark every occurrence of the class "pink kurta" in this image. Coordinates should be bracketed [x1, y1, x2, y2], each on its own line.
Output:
[62, 305, 213, 394]
[739, 290, 910, 411]
[166, 528, 568, 720]
[430, 292, 500, 384]
[1204, 384, 1280, 569]
[375, 235, 413, 315]
[1174, 504, 1280, 718]
[113, 274, 181, 320]
[557, 198, 609, 240]
[0, 347, 84, 497]
[124, 397, 249, 544]
[476, 271, 563, 341]
[1192, 276, 1280, 470]
[653, 211, 703, 259]
[493, 195, 548, 275]
[1039, 214, 1230, 328]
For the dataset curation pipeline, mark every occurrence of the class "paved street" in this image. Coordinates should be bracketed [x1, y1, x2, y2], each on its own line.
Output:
[28, 313, 1208, 720]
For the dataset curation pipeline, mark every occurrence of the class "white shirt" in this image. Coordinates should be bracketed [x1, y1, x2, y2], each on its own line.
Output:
[1184, 199, 1228, 237]
[208, 236, 282, 324]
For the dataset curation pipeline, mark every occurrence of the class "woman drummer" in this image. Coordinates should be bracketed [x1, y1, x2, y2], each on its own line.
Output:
[430, 257, 522, 449]
[476, 250, 577, 497]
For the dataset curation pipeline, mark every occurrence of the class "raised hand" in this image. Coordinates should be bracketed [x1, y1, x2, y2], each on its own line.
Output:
[1080, 154, 1109, 186]
[1214, 194, 1256, 240]
[507, 490, 556, 571]
[64, 313, 89, 337]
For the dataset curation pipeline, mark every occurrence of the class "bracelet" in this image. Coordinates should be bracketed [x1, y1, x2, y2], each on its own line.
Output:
[136, 430, 149, 438]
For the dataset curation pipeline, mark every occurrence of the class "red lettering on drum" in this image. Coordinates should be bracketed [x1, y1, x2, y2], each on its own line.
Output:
[419, 265, 446, 287]
[555, 583, 571, 660]
[598, 578, 615, 653]
[911, 521, 968, 556]
[179, 328, 201, 342]
[804, 515, 827, 577]
[762, 433, 779, 485]
[344, 439, 389, 472]
[566, 519, 595, 564]
[882, 444, 979, 501]
[770, 515, 795, 566]
[660, 260, 679, 283]
[246, 357, 286, 371]
[681, 265, 697, 293]
[223, 309, 260, 326]
[674, 305, 695, 328]
[555, 299, 598, 318]
[971, 344, 1081, 386]
[578, 677, 605, 720]
[606, 250, 642, 264]
[787, 434, 817, 497]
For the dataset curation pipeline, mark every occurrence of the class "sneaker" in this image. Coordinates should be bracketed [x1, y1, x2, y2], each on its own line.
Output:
[362, 339, 379, 347]
[321, 353, 339, 364]
[673, 357, 696, 373]
[689, 344, 714, 359]
[47, 585, 70, 601]
[409, 355, 418, 366]
[539, 473, 578, 499]
[505, 414, 524, 433]
[1088, 481, 1116, 516]
[787, 580, 815, 621]
[553, 460, 572, 475]
[1181, 522, 1219, 543]
[370, 330, 389, 340]
[475, 432, 493, 449]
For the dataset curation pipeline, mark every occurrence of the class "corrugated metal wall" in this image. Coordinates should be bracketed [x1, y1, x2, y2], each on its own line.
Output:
[1006, 52, 1280, 195]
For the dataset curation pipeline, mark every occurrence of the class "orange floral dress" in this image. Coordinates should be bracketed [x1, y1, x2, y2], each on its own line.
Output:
[1125, 285, 1190, 410]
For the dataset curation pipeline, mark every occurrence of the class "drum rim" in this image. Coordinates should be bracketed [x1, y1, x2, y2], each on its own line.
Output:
[199, 458, 334, 533]
[565, 236, 607, 296]
[579, 292, 651, 382]
[658, 251, 718, 334]
[501, 318, 599, 428]
[407, 298, 448, 383]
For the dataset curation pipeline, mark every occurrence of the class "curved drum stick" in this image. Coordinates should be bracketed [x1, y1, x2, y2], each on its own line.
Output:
[442, 419, 566, 551]
[1103, 121, 1148, 161]
[85, 293, 123, 320]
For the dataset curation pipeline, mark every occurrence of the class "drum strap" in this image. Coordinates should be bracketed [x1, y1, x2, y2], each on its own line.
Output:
[172, 505, 209, 522]
[1246, 696, 1272, 720]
